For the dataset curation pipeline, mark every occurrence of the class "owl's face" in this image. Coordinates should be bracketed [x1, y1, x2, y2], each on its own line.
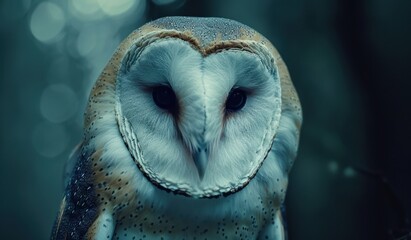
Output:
[86, 17, 301, 200]
[117, 38, 281, 198]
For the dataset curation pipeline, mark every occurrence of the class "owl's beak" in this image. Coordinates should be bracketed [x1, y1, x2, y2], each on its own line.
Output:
[193, 147, 208, 180]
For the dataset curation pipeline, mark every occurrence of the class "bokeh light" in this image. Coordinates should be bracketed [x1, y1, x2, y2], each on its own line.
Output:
[68, 0, 104, 21]
[30, 2, 65, 43]
[71, 0, 100, 17]
[327, 160, 339, 174]
[40, 84, 78, 123]
[97, 0, 138, 16]
[75, 27, 98, 57]
[343, 167, 356, 178]
[32, 121, 69, 158]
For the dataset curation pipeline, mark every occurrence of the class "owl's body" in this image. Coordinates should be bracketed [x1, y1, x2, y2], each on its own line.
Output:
[51, 17, 301, 240]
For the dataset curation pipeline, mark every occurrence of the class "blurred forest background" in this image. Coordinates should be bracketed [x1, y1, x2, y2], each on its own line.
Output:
[1, 0, 410, 239]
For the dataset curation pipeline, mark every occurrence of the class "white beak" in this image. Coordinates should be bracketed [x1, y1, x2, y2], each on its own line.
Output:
[193, 147, 208, 180]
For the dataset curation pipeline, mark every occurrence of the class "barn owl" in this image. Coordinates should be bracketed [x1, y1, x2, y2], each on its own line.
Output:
[51, 16, 302, 240]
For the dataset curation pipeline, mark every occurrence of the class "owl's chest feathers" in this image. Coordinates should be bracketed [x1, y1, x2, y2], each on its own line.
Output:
[87, 134, 280, 238]
[91, 164, 278, 239]
[107, 190, 275, 239]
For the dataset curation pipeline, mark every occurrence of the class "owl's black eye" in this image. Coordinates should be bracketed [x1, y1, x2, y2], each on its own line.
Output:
[226, 89, 247, 112]
[152, 86, 177, 111]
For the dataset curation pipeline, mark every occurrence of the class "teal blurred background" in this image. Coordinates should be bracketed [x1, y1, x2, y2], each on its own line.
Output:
[1, 0, 410, 239]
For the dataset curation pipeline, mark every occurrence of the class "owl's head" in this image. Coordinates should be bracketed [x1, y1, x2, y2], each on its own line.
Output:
[84, 17, 302, 199]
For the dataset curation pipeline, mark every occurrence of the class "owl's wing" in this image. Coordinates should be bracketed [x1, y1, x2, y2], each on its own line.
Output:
[281, 203, 289, 240]
[63, 142, 82, 188]
[50, 146, 101, 240]
[257, 207, 287, 240]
